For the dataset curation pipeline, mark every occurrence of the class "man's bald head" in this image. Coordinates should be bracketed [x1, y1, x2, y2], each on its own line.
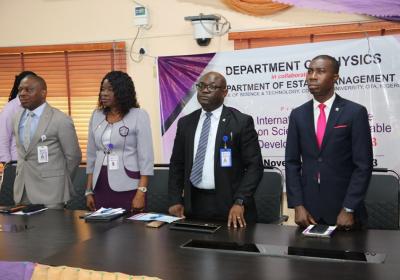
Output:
[196, 71, 228, 112]
[201, 71, 227, 88]
[18, 75, 47, 110]
[24, 74, 47, 91]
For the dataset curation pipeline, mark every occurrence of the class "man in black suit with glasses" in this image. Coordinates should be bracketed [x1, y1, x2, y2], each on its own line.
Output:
[168, 71, 263, 228]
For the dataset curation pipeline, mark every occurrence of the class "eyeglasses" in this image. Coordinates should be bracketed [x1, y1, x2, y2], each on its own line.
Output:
[195, 83, 224, 92]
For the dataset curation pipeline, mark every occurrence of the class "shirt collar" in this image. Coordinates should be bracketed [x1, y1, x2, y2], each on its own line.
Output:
[26, 102, 47, 118]
[313, 93, 336, 110]
[200, 104, 223, 120]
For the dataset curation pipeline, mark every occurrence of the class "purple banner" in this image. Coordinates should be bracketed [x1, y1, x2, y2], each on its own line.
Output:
[158, 53, 215, 134]
[274, 0, 400, 18]
[0, 261, 35, 280]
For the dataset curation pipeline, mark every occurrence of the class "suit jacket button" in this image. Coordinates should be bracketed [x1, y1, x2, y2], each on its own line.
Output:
[318, 157, 322, 162]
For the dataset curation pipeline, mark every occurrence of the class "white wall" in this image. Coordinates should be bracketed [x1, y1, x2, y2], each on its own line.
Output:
[0, 0, 373, 162]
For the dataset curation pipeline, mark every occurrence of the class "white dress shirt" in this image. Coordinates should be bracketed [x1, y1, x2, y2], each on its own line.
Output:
[192, 105, 223, 189]
[313, 93, 336, 132]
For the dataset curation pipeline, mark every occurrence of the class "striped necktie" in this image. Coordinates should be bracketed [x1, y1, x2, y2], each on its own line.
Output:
[23, 111, 34, 150]
[190, 112, 212, 186]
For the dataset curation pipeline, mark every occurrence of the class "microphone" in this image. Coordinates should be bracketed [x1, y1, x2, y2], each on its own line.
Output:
[372, 168, 388, 173]
[154, 163, 169, 168]
[264, 165, 275, 170]
[372, 168, 400, 181]
[263, 165, 284, 178]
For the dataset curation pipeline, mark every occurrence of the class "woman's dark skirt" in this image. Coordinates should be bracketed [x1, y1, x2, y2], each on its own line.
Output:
[94, 166, 139, 211]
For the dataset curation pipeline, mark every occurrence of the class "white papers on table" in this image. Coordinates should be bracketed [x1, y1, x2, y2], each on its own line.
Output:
[12, 208, 48, 215]
[302, 225, 337, 238]
[128, 213, 183, 223]
[89, 207, 125, 217]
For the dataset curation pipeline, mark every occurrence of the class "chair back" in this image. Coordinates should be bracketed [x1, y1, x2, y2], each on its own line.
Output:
[65, 166, 88, 210]
[365, 172, 400, 230]
[254, 169, 284, 224]
[0, 164, 16, 206]
[146, 167, 170, 214]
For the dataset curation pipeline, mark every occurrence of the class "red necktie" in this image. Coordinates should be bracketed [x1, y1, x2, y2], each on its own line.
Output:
[316, 104, 326, 149]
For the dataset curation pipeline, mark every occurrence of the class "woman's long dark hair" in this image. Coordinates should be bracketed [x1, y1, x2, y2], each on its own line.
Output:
[97, 71, 139, 117]
[8, 71, 37, 101]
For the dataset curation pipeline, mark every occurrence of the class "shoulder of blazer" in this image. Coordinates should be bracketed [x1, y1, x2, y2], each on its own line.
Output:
[120, 108, 151, 131]
[224, 106, 241, 116]
[178, 109, 201, 126]
[45, 105, 71, 125]
[38, 103, 54, 119]
[91, 109, 106, 126]
[223, 106, 253, 123]
[48, 105, 65, 117]
[291, 99, 313, 116]
[123, 108, 149, 121]
[334, 94, 365, 111]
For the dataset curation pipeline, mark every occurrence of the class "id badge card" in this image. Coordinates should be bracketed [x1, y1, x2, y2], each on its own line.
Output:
[108, 154, 119, 170]
[37, 146, 49, 163]
[220, 148, 232, 167]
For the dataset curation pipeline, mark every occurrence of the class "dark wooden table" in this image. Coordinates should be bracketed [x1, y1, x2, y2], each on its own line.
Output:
[1, 210, 400, 279]
[0, 209, 121, 261]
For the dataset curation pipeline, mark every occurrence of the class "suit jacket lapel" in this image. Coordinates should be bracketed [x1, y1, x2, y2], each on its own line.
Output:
[14, 109, 25, 152]
[214, 106, 230, 168]
[188, 109, 201, 168]
[320, 95, 345, 151]
[26, 104, 53, 154]
[95, 114, 108, 148]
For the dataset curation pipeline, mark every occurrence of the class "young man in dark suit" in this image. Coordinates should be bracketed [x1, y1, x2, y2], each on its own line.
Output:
[168, 71, 263, 228]
[285, 55, 373, 229]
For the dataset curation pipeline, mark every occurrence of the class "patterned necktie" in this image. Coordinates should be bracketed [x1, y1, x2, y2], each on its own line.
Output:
[23, 111, 34, 150]
[190, 112, 212, 186]
[316, 103, 326, 149]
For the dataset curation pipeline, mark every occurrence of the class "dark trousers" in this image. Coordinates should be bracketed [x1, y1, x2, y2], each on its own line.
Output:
[190, 187, 257, 223]
[191, 187, 225, 221]
[0, 164, 16, 206]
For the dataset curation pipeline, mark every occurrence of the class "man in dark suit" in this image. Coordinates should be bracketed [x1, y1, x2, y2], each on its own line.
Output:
[285, 55, 373, 229]
[168, 71, 263, 228]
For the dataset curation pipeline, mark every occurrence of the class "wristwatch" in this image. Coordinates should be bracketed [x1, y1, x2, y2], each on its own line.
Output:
[84, 189, 94, 196]
[234, 198, 244, 206]
[344, 207, 354, 213]
[138, 187, 148, 193]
